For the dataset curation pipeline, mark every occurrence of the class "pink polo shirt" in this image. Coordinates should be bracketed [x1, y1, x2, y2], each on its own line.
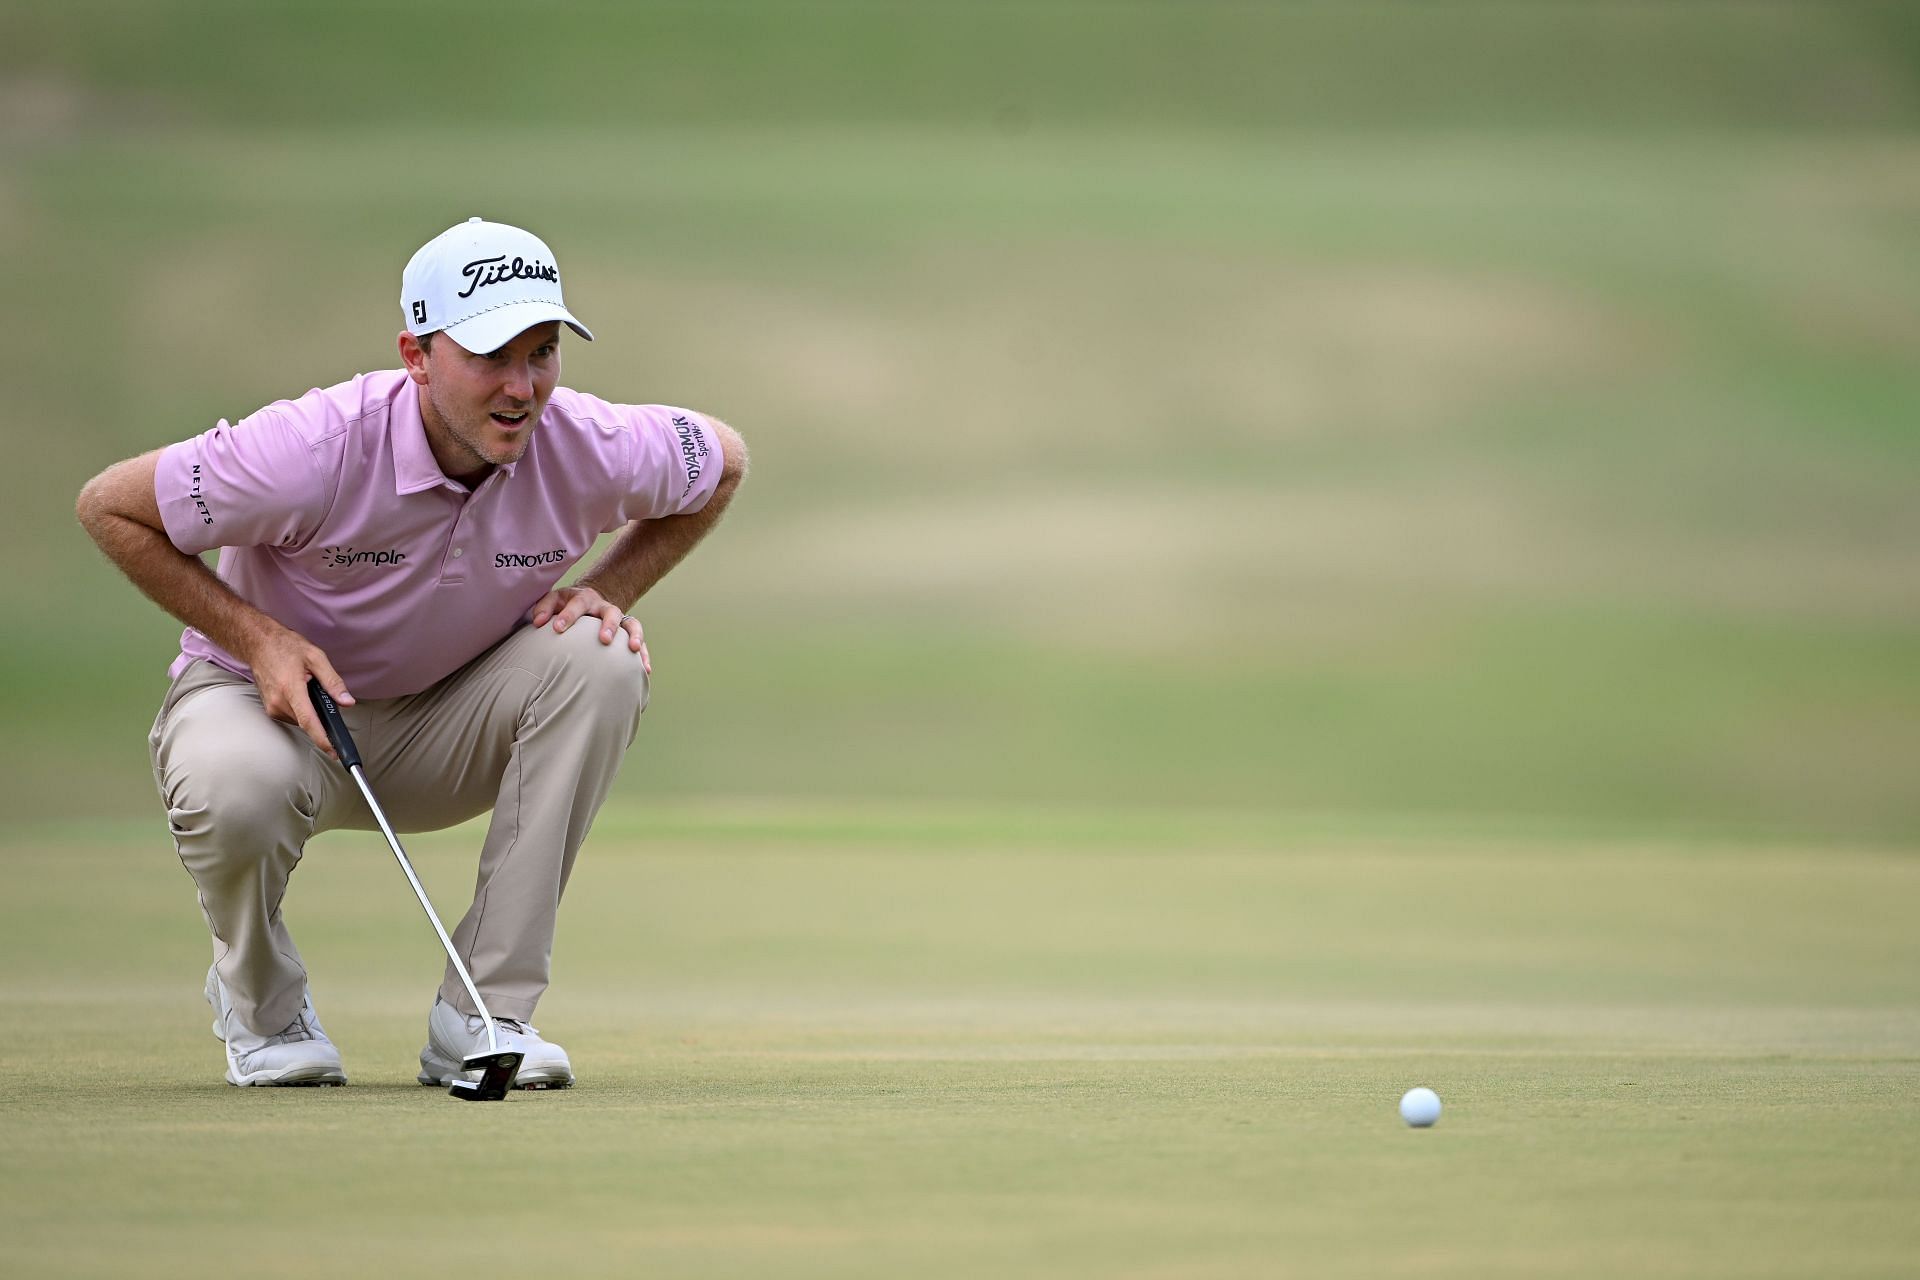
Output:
[154, 369, 723, 699]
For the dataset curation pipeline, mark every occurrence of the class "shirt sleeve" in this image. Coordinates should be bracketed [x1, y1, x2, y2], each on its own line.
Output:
[153, 405, 332, 556]
[608, 405, 726, 527]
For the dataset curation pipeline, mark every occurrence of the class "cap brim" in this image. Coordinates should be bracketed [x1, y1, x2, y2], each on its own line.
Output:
[440, 301, 593, 354]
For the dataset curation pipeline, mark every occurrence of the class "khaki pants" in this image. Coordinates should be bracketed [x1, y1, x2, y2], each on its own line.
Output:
[148, 622, 647, 1037]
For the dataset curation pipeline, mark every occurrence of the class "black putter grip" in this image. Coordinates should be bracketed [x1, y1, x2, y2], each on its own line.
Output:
[306, 678, 362, 770]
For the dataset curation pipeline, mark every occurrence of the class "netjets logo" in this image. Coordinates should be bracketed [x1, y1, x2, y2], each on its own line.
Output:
[458, 255, 559, 299]
[673, 415, 711, 497]
[494, 547, 568, 569]
[320, 545, 408, 569]
[188, 463, 214, 525]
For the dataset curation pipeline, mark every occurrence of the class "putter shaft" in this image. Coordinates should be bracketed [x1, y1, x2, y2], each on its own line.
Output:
[340, 762, 503, 1057]
[307, 680, 522, 1099]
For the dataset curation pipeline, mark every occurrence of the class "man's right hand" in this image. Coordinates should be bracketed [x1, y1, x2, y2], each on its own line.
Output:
[239, 625, 355, 761]
[77, 450, 357, 760]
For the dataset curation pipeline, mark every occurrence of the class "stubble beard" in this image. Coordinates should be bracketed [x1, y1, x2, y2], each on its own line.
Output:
[427, 383, 536, 475]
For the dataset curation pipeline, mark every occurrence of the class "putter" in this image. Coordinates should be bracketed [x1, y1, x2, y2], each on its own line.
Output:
[306, 680, 524, 1101]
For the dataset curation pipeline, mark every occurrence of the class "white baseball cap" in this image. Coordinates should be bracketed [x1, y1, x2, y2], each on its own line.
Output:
[401, 217, 594, 353]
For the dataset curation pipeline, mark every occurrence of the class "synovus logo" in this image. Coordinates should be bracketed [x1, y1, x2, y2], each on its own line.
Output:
[495, 548, 569, 569]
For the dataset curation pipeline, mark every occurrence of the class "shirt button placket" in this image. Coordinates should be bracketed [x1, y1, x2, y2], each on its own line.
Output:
[441, 491, 469, 583]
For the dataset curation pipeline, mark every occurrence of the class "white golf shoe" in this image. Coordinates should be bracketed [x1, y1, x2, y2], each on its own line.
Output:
[418, 996, 574, 1090]
[204, 964, 347, 1087]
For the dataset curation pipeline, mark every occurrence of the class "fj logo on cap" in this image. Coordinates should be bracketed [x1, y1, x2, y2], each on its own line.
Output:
[412, 300, 428, 325]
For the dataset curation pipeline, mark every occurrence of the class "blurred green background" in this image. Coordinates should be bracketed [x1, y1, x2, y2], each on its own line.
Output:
[6, 0, 1919, 838]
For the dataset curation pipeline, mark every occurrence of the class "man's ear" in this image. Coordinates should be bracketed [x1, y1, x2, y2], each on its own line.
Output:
[398, 330, 431, 385]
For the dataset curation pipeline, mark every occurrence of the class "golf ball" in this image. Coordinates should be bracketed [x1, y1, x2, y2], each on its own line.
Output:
[1400, 1087, 1442, 1127]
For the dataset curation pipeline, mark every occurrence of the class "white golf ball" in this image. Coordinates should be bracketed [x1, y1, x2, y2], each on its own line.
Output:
[1400, 1087, 1442, 1127]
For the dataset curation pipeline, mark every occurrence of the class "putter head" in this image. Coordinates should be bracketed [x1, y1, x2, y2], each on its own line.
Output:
[448, 1049, 524, 1102]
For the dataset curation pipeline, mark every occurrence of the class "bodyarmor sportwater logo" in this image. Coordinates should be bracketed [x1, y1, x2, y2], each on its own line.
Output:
[494, 548, 569, 569]
[320, 546, 408, 569]
[458, 255, 559, 299]
[673, 415, 710, 498]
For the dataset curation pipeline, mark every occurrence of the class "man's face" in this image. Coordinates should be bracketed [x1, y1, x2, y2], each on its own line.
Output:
[403, 321, 562, 483]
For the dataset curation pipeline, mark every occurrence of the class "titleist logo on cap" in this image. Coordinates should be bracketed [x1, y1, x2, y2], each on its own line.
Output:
[459, 255, 561, 300]
[402, 217, 595, 350]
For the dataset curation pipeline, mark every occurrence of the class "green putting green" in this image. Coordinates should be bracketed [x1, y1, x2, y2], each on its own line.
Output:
[3, 807, 1916, 1277]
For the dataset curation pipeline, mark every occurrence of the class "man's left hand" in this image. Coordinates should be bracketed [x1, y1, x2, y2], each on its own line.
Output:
[528, 585, 650, 674]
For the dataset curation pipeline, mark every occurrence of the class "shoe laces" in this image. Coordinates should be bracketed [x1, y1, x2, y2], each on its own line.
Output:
[263, 1006, 322, 1045]
[229, 1003, 324, 1065]
[470, 1014, 535, 1038]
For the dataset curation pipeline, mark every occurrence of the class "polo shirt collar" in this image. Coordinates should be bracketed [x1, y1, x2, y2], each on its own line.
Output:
[390, 375, 520, 494]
